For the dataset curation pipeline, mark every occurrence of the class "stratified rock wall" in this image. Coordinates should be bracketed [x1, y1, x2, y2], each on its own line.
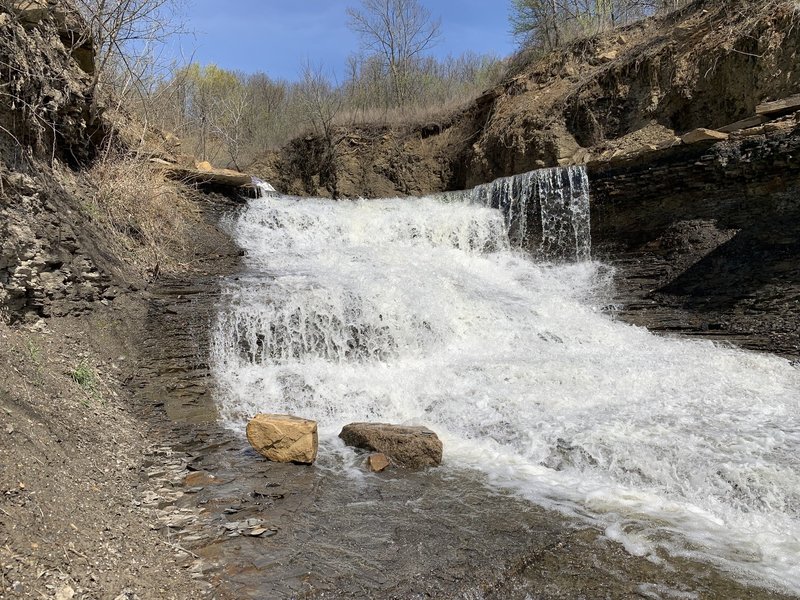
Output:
[589, 123, 800, 356]
[0, 1, 103, 166]
[0, 2, 115, 323]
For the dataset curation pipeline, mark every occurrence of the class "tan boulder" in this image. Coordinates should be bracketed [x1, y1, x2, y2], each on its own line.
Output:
[597, 49, 618, 63]
[339, 423, 442, 469]
[246, 414, 318, 465]
[8, 0, 50, 24]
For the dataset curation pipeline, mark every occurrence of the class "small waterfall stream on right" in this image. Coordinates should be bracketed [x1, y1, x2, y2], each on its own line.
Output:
[212, 166, 800, 595]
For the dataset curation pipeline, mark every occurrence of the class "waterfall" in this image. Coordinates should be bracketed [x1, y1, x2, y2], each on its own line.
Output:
[251, 176, 277, 198]
[440, 165, 591, 261]
[210, 170, 800, 595]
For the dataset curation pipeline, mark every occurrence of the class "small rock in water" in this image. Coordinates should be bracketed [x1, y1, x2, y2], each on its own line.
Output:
[339, 423, 442, 469]
[246, 414, 318, 464]
[183, 471, 219, 486]
[367, 452, 391, 472]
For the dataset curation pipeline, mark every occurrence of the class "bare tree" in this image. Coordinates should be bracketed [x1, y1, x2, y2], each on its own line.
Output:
[66, 0, 187, 101]
[211, 84, 251, 170]
[510, 0, 563, 49]
[510, 0, 689, 50]
[297, 63, 342, 142]
[347, 0, 441, 107]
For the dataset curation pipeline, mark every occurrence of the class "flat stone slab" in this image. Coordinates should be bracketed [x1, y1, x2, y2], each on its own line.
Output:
[153, 162, 253, 188]
[339, 423, 443, 469]
[756, 94, 800, 117]
[718, 115, 767, 133]
[681, 128, 729, 144]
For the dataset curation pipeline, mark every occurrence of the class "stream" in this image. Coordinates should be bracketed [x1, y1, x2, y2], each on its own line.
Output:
[199, 166, 800, 597]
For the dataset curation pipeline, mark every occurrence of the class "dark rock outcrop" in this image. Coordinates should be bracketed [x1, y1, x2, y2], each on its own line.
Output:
[589, 120, 800, 357]
[339, 423, 443, 469]
[0, 1, 104, 166]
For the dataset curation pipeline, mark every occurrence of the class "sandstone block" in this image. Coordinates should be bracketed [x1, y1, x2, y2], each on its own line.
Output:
[9, 0, 49, 24]
[339, 423, 442, 469]
[246, 414, 318, 465]
[597, 49, 618, 63]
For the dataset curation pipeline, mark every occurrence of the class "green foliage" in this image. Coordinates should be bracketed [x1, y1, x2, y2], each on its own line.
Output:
[81, 199, 100, 220]
[70, 362, 95, 391]
[26, 339, 41, 365]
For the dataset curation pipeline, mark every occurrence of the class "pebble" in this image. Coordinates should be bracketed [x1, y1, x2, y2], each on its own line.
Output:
[55, 585, 75, 600]
[248, 527, 278, 537]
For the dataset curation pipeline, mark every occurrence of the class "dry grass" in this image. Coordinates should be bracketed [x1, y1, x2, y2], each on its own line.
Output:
[334, 95, 476, 129]
[85, 154, 202, 277]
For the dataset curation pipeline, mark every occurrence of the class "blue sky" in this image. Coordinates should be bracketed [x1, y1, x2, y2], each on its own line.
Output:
[176, 0, 516, 81]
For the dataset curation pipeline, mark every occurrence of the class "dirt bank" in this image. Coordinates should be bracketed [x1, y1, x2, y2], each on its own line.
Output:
[0, 3, 241, 597]
[255, 0, 800, 199]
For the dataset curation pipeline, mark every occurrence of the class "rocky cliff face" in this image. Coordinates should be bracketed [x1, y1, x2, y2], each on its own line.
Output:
[591, 120, 800, 357]
[0, 4, 236, 597]
[0, 1, 112, 323]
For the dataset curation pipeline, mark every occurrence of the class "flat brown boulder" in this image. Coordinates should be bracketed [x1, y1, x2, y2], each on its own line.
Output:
[339, 423, 442, 469]
[246, 414, 318, 465]
[756, 94, 800, 117]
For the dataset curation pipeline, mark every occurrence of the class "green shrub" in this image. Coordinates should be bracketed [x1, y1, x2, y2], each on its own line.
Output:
[70, 362, 95, 391]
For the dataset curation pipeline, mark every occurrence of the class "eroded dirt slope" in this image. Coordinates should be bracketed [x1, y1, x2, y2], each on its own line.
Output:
[255, 0, 800, 198]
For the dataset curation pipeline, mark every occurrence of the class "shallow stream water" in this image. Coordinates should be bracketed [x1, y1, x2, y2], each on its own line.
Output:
[207, 168, 800, 597]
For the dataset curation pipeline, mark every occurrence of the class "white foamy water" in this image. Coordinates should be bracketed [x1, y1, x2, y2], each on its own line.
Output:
[211, 169, 800, 594]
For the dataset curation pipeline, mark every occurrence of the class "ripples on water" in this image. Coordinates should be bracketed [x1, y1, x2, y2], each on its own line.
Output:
[212, 168, 800, 595]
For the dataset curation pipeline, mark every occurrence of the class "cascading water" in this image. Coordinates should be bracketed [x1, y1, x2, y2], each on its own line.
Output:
[211, 166, 800, 594]
[439, 165, 591, 260]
